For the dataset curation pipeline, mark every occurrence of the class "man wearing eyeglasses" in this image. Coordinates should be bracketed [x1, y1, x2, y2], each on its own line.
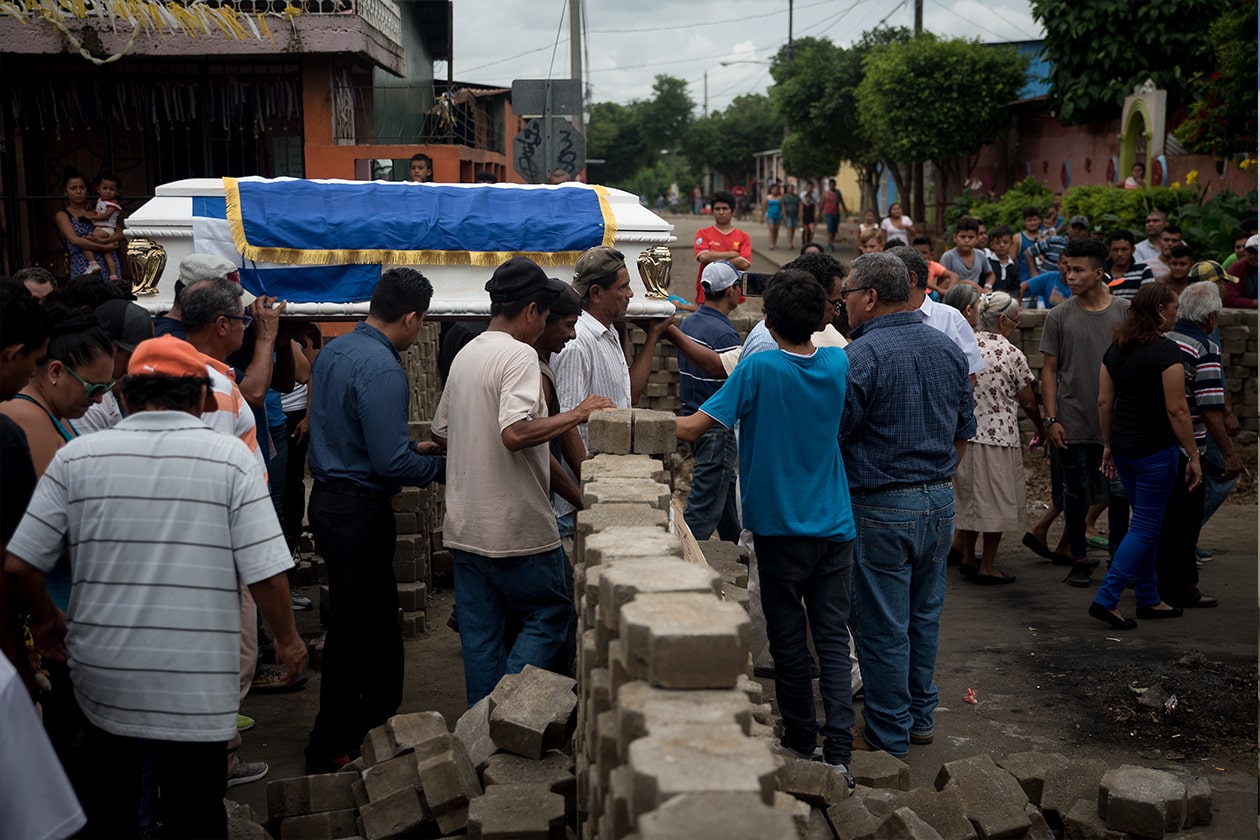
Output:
[839, 252, 975, 759]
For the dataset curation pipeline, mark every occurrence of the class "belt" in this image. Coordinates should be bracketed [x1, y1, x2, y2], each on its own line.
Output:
[852, 479, 953, 497]
[313, 479, 391, 501]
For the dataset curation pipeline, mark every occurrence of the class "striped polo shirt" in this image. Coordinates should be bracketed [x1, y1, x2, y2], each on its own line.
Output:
[551, 309, 633, 443]
[1165, 323, 1226, 452]
[6, 411, 292, 742]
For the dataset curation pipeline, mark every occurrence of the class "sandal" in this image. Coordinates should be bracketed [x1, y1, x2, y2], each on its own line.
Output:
[972, 571, 1016, 585]
[1087, 535, 1109, 550]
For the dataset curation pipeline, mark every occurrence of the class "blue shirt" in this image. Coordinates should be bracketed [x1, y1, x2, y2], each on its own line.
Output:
[1026, 271, 1071, 309]
[739, 319, 776, 359]
[1017, 231, 1040, 284]
[700, 347, 855, 541]
[678, 306, 740, 414]
[840, 311, 975, 491]
[308, 322, 445, 493]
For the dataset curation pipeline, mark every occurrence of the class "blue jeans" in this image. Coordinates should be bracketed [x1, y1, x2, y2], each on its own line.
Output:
[1201, 435, 1237, 526]
[268, 423, 288, 522]
[451, 547, 576, 707]
[684, 426, 741, 542]
[850, 482, 954, 758]
[754, 535, 853, 765]
[1095, 447, 1178, 610]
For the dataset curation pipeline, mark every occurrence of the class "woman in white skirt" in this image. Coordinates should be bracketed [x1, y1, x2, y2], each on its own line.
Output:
[949, 291, 1046, 583]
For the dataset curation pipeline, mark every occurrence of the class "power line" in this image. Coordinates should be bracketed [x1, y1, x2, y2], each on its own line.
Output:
[586, 0, 835, 35]
[462, 41, 567, 76]
[545, 0, 568, 79]
[874, 0, 909, 29]
[926, 0, 1013, 42]
[972, 0, 1039, 39]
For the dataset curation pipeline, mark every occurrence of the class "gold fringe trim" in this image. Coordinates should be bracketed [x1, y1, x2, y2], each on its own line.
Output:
[223, 177, 618, 267]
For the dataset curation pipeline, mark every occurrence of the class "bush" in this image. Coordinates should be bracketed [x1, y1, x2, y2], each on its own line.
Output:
[1059, 185, 1198, 237]
[1176, 189, 1259, 260]
[967, 178, 1054, 229]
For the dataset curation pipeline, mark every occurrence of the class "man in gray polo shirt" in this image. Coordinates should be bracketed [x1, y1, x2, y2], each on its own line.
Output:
[4, 335, 305, 838]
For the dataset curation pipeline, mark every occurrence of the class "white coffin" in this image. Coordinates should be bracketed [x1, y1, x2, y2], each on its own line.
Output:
[124, 179, 677, 318]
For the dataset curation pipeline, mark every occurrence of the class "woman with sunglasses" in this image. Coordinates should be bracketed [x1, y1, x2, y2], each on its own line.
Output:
[1, 307, 116, 476]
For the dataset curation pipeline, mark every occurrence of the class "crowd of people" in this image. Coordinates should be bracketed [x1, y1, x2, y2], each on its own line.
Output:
[0, 182, 1253, 837]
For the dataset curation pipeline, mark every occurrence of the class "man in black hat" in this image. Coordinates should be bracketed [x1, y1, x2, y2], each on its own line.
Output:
[78, 299, 155, 433]
[433, 257, 614, 706]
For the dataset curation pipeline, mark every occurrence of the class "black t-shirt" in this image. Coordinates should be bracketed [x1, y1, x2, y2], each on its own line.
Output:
[0, 416, 37, 544]
[1102, 337, 1184, 459]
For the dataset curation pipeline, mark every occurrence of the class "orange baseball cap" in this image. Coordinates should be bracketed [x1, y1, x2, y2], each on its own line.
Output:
[127, 335, 209, 379]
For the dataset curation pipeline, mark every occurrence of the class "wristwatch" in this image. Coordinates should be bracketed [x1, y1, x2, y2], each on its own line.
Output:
[1045, 417, 1059, 426]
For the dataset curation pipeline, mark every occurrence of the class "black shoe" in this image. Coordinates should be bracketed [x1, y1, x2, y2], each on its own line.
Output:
[1135, 605, 1183, 620]
[946, 548, 963, 566]
[959, 563, 979, 578]
[753, 660, 775, 678]
[446, 609, 459, 632]
[1177, 593, 1219, 609]
[1064, 564, 1093, 587]
[1089, 601, 1136, 630]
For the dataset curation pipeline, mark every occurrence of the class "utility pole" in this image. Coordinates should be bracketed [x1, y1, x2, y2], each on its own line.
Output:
[704, 71, 708, 118]
[570, 0, 583, 134]
[911, 0, 926, 229]
[787, 0, 794, 63]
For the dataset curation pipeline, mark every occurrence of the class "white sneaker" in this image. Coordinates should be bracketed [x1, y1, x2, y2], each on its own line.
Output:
[227, 759, 268, 788]
[291, 590, 313, 610]
[829, 762, 855, 789]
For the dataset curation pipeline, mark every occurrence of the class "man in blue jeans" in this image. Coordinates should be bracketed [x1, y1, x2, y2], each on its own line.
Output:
[677, 270, 857, 785]
[678, 261, 744, 541]
[839, 252, 975, 758]
[433, 258, 613, 706]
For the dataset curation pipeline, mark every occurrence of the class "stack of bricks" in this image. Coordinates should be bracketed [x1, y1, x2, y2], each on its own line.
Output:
[626, 308, 762, 414]
[572, 407, 798, 839]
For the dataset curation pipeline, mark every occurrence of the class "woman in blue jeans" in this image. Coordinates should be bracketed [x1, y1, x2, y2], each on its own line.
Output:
[1091, 283, 1201, 629]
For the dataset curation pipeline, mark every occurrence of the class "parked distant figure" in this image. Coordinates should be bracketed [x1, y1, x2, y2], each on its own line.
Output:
[548, 168, 571, 185]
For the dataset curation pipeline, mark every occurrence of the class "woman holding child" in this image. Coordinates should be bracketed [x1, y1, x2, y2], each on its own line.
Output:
[54, 169, 123, 278]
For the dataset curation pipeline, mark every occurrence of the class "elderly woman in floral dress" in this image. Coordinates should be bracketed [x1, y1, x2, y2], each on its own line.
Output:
[950, 291, 1046, 583]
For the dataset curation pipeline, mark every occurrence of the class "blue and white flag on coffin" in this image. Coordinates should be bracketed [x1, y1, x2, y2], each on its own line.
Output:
[191, 196, 381, 304]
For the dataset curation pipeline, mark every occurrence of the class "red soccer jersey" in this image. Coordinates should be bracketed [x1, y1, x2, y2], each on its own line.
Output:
[693, 225, 752, 302]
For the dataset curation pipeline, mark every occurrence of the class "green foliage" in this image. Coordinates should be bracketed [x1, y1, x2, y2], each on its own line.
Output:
[1030, 0, 1227, 125]
[639, 75, 695, 151]
[768, 29, 910, 176]
[679, 94, 782, 185]
[1176, 189, 1259, 259]
[959, 178, 1053, 229]
[1060, 185, 1199, 234]
[623, 154, 697, 206]
[856, 35, 1027, 164]
[587, 74, 696, 193]
[1175, 2, 1259, 156]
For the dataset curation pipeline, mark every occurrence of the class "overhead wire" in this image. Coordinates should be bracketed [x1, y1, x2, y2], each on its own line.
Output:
[545, 0, 569, 79]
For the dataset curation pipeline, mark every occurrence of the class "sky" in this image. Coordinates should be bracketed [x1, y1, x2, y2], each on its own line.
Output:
[449, 0, 1043, 115]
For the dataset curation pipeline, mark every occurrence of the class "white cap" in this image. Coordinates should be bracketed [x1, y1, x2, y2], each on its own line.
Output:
[1246, 235, 1258, 251]
[701, 261, 742, 293]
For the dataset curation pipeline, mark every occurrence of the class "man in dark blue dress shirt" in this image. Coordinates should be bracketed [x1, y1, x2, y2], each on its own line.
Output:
[839, 252, 975, 759]
[304, 268, 445, 773]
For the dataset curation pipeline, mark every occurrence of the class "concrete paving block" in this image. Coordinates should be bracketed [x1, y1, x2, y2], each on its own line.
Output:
[361, 753, 421, 802]
[637, 792, 797, 840]
[1062, 797, 1113, 840]
[394, 511, 417, 533]
[827, 795, 881, 840]
[454, 695, 498, 771]
[594, 711, 620, 791]
[396, 581, 426, 612]
[468, 784, 566, 839]
[736, 674, 764, 705]
[632, 409, 677, 455]
[1098, 765, 1187, 838]
[364, 711, 448, 765]
[358, 787, 429, 840]
[488, 665, 577, 759]
[894, 787, 976, 840]
[1023, 803, 1055, 840]
[588, 667, 612, 722]
[722, 581, 751, 608]
[873, 807, 945, 840]
[628, 725, 782, 816]
[854, 786, 900, 819]
[225, 799, 269, 840]
[585, 453, 672, 484]
[778, 756, 850, 808]
[606, 765, 636, 838]
[934, 754, 1030, 839]
[575, 503, 668, 560]
[616, 681, 752, 758]
[392, 560, 417, 583]
[415, 740, 483, 834]
[277, 808, 358, 839]
[588, 409, 633, 455]
[267, 773, 360, 819]
[805, 805, 838, 840]
[581, 628, 606, 675]
[583, 527, 682, 567]
[350, 777, 369, 809]
[1040, 759, 1107, 824]
[994, 752, 1069, 806]
[483, 750, 577, 815]
[597, 557, 722, 630]
[619, 592, 750, 690]
[849, 750, 910, 791]
[582, 479, 672, 511]
[772, 790, 812, 836]
[1182, 775, 1212, 828]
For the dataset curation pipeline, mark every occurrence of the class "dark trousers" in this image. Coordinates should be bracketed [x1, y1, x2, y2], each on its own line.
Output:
[1060, 443, 1127, 559]
[81, 721, 226, 840]
[1156, 452, 1205, 605]
[282, 410, 311, 550]
[754, 534, 854, 765]
[306, 486, 402, 759]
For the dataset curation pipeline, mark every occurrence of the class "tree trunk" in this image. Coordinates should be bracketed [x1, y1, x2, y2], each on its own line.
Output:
[912, 161, 926, 232]
[857, 164, 880, 217]
[884, 160, 911, 219]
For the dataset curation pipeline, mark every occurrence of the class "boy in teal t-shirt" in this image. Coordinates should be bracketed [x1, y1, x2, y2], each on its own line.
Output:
[676, 271, 857, 785]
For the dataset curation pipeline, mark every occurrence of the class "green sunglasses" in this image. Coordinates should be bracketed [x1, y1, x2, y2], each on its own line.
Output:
[64, 364, 116, 399]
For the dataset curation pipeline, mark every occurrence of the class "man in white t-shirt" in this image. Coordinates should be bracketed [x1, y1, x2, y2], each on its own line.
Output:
[433, 258, 614, 706]
[4, 335, 303, 838]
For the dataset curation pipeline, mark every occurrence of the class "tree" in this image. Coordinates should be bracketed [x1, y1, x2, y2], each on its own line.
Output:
[679, 94, 782, 188]
[856, 35, 1027, 223]
[587, 74, 696, 193]
[638, 75, 695, 152]
[1030, 0, 1227, 126]
[1174, 1, 1258, 156]
[586, 101, 648, 186]
[768, 29, 911, 216]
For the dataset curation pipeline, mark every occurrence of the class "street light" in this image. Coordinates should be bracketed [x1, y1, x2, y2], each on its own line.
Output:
[719, 59, 772, 67]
